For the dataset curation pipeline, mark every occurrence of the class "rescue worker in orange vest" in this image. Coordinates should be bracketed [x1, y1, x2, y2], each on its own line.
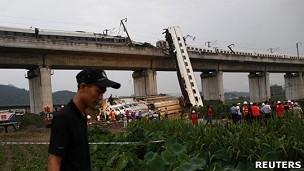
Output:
[275, 101, 285, 118]
[205, 105, 213, 125]
[242, 101, 250, 123]
[44, 105, 52, 128]
[191, 110, 198, 125]
[251, 103, 261, 121]
[44, 105, 51, 113]
[109, 109, 116, 122]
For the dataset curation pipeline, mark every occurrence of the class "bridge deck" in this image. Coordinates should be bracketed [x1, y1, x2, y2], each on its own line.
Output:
[0, 26, 303, 72]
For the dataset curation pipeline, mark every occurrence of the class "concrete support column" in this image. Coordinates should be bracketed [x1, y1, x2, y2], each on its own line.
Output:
[248, 72, 270, 102]
[284, 72, 304, 100]
[200, 71, 224, 101]
[132, 69, 157, 96]
[27, 67, 53, 114]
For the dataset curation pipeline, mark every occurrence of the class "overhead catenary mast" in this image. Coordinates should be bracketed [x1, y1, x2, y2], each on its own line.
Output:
[165, 26, 203, 107]
[120, 18, 133, 46]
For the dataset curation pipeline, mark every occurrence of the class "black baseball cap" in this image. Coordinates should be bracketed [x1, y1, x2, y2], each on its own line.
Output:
[76, 69, 121, 89]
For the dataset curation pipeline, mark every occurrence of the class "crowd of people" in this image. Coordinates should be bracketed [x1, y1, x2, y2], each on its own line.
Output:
[97, 109, 144, 123]
[97, 107, 165, 124]
[229, 100, 303, 124]
[95, 98, 304, 127]
[189, 100, 303, 126]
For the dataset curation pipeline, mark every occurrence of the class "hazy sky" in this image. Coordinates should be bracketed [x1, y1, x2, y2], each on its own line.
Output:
[0, 0, 303, 97]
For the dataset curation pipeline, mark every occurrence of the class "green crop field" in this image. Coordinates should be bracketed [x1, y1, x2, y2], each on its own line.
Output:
[0, 113, 304, 170]
[0, 145, 48, 171]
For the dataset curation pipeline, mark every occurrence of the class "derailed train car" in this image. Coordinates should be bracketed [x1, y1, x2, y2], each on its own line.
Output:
[0, 110, 19, 132]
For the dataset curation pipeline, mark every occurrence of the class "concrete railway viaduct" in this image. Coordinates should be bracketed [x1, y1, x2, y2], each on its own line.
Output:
[0, 27, 303, 113]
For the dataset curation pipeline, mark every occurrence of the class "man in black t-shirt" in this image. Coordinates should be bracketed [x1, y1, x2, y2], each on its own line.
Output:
[48, 69, 120, 171]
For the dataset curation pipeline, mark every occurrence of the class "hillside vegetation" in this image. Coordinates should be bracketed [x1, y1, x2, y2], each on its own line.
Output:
[0, 84, 75, 106]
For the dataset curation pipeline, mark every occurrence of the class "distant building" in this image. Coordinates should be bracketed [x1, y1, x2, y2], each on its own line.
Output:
[224, 92, 249, 100]
[270, 84, 285, 100]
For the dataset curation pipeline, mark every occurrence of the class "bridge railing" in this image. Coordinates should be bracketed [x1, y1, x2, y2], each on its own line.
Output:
[186, 45, 303, 60]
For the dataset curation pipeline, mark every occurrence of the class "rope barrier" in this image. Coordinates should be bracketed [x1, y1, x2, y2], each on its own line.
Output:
[0, 140, 165, 145]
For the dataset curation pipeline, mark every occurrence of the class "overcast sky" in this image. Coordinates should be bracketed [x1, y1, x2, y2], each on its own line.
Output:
[0, 0, 303, 97]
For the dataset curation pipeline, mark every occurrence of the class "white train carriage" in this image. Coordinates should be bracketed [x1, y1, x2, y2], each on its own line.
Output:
[0, 110, 19, 133]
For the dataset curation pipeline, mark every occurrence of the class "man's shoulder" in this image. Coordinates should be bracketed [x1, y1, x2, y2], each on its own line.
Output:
[53, 106, 75, 120]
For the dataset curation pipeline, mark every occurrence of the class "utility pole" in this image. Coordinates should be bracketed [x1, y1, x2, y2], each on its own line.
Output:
[120, 18, 133, 45]
[205, 41, 211, 48]
[205, 40, 217, 48]
[296, 42, 302, 58]
[227, 44, 235, 54]
[184, 35, 196, 41]
[183, 35, 196, 46]
[103, 29, 110, 36]
[34, 28, 39, 39]
[267, 48, 274, 53]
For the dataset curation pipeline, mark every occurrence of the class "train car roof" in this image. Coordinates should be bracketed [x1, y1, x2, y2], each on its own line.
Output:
[0, 26, 126, 39]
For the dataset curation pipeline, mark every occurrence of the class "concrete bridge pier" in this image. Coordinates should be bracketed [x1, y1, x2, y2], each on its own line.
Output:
[27, 66, 53, 114]
[132, 69, 157, 96]
[284, 72, 304, 100]
[248, 72, 270, 102]
[200, 71, 224, 102]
